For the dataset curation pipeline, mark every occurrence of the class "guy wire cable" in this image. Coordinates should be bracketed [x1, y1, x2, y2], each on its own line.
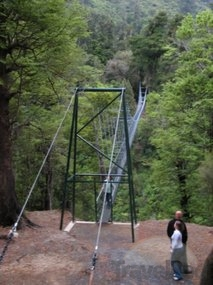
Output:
[14, 92, 75, 230]
[88, 88, 125, 284]
[0, 90, 75, 264]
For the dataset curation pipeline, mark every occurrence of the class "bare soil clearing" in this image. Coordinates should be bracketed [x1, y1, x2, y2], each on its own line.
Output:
[0, 210, 212, 285]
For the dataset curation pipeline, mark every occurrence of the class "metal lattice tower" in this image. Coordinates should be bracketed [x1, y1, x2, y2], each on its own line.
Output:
[60, 86, 147, 242]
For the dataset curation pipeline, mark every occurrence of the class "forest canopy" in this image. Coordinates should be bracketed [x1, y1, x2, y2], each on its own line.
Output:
[0, 0, 212, 226]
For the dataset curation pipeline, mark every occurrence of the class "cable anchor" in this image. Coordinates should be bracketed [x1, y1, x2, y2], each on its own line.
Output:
[90, 252, 97, 271]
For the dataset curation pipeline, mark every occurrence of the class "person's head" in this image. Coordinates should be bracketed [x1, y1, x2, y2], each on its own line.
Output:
[104, 175, 110, 181]
[174, 220, 183, 232]
[175, 210, 183, 220]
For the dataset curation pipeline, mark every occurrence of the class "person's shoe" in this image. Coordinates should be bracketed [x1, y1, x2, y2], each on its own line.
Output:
[173, 276, 183, 281]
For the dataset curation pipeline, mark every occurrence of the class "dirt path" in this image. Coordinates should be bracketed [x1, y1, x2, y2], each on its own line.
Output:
[0, 211, 212, 285]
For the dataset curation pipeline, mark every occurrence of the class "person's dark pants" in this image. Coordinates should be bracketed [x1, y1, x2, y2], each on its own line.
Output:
[106, 193, 111, 206]
[182, 243, 191, 273]
[171, 260, 183, 279]
[171, 247, 184, 279]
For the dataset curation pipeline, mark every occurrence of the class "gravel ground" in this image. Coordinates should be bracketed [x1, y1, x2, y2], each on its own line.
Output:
[0, 210, 212, 285]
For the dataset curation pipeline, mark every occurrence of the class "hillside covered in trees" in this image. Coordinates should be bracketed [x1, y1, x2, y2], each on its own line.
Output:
[0, 0, 212, 227]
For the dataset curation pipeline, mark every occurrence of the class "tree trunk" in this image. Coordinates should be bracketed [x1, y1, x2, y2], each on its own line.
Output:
[0, 94, 20, 226]
[176, 160, 191, 221]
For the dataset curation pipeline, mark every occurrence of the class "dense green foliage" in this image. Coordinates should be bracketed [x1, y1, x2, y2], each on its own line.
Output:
[0, 0, 88, 220]
[133, 9, 213, 224]
[80, 0, 212, 64]
[0, 0, 212, 226]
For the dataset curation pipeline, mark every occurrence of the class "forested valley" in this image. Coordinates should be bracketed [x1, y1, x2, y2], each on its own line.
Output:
[0, 0, 212, 227]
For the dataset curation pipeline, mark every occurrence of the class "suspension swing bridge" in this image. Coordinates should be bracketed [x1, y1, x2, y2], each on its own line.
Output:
[0, 84, 147, 284]
[60, 85, 147, 232]
[58, 84, 147, 283]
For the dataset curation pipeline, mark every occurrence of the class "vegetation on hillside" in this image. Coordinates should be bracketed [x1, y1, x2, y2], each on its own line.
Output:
[0, 0, 212, 226]
[132, 9, 213, 224]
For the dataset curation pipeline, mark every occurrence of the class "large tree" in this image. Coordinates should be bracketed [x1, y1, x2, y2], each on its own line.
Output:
[0, 0, 87, 226]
